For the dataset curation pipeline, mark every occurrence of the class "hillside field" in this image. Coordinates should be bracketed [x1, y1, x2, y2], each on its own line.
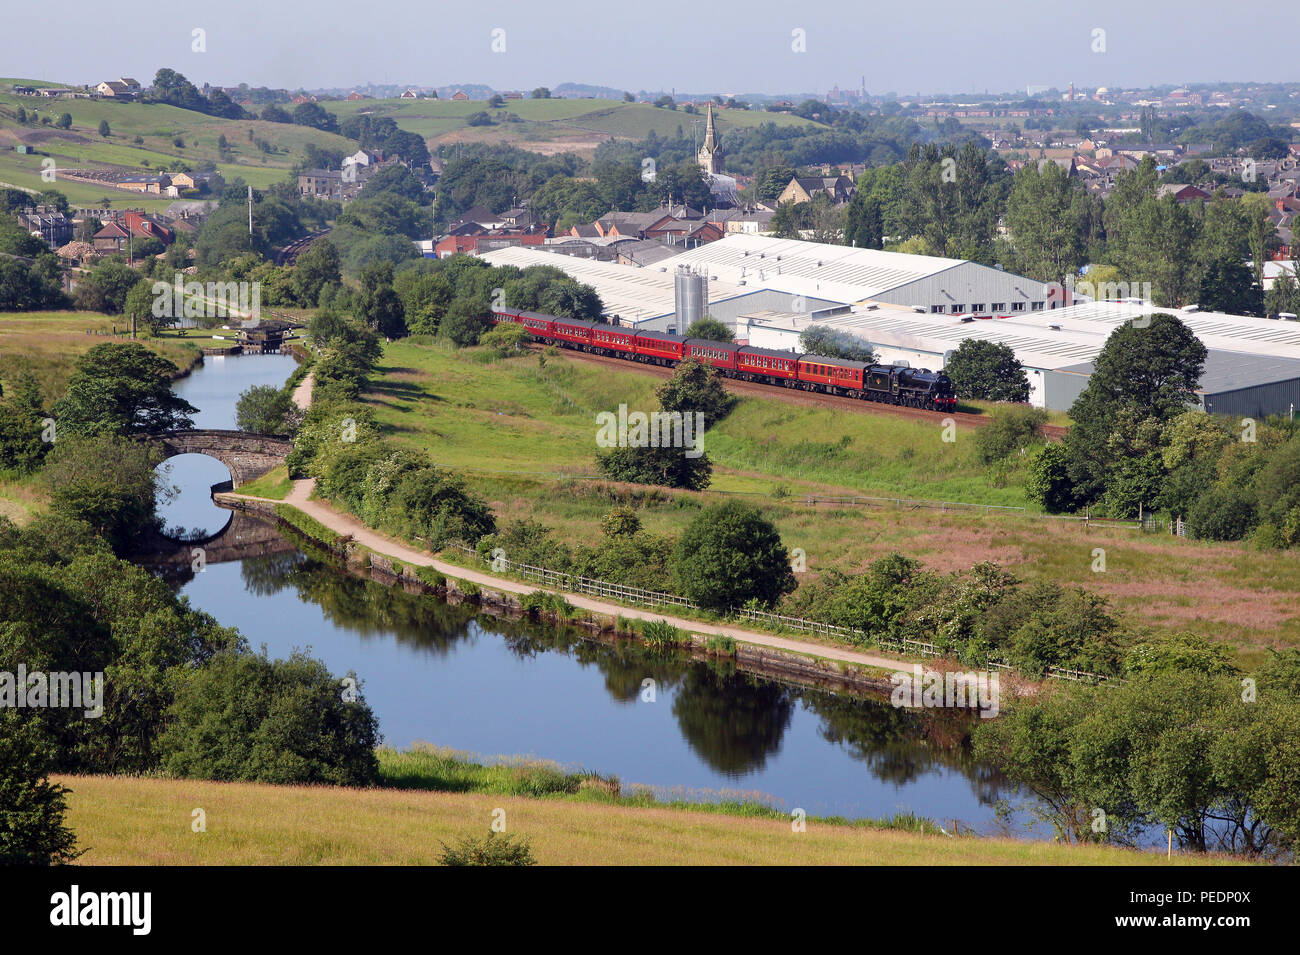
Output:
[362, 340, 1300, 663]
[0, 88, 357, 209]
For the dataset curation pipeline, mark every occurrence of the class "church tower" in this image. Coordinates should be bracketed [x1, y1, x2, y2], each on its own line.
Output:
[698, 103, 723, 175]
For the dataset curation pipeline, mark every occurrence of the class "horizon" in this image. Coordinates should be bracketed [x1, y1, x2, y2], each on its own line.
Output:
[3, 0, 1292, 99]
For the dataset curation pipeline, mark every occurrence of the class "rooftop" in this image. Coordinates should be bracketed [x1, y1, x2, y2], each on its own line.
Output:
[658, 234, 968, 302]
[480, 246, 747, 325]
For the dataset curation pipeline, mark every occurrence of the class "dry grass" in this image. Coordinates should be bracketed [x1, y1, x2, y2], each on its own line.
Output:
[56, 774, 1237, 866]
[0, 311, 201, 401]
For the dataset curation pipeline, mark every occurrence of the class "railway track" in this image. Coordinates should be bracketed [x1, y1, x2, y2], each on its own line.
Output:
[275, 228, 331, 266]
[549, 346, 1069, 438]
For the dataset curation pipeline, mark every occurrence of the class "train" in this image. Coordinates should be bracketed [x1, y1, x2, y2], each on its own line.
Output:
[490, 308, 959, 412]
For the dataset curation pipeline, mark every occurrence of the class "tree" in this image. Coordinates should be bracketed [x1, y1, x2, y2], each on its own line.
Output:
[487, 94, 505, 109]
[1062, 313, 1207, 505]
[439, 298, 494, 347]
[1025, 443, 1076, 513]
[291, 101, 338, 133]
[655, 358, 736, 428]
[97, 119, 110, 137]
[531, 88, 551, 99]
[55, 113, 71, 129]
[843, 191, 883, 249]
[236, 385, 298, 435]
[943, 339, 1030, 402]
[672, 501, 796, 610]
[356, 261, 406, 338]
[1197, 257, 1264, 316]
[683, 316, 732, 341]
[478, 321, 530, 355]
[290, 238, 341, 306]
[0, 713, 81, 865]
[159, 649, 380, 786]
[74, 259, 143, 313]
[43, 434, 169, 550]
[798, 325, 876, 363]
[53, 343, 197, 438]
[1004, 161, 1088, 285]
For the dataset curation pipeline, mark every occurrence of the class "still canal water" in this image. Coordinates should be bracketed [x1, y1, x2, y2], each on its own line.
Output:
[159, 353, 1026, 827]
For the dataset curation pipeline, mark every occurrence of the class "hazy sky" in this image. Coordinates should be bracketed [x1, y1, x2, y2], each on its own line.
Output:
[4, 1, 1289, 96]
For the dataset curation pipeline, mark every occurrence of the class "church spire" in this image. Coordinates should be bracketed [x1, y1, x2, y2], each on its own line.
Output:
[698, 103, 723, 175]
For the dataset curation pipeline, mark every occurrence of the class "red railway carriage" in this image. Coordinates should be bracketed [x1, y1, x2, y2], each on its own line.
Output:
[497, 309, 556, 340]
[796, 354, 868, 392]
[590, 323, 636, 354]
[684, 338, 740, 373]
[633, 330, 686, 364]
[736, 345, 799, 382]
[551, 317, 596, 347]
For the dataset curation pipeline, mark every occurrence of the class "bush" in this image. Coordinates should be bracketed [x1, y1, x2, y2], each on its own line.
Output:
[1189, 486, 1258, 541]
[439, 831, 536, 866]
[672, 501, 796, 611]
[974, 406, 1047, 464]
[1025, 443, 1076, 513]
[0, 713, 81, 865]
[159, 649, 380, 786]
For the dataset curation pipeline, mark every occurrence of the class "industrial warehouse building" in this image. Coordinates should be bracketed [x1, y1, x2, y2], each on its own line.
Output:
[659, 234, 1060, 317]
[741, 300, 1300, 416]
[479, 235, 1300, 417]
[483, 234, 1058, 331]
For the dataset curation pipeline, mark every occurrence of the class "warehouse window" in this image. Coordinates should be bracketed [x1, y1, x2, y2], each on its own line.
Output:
[952, 304, 966, 313]
[930, 305, 944, 313]
[992, 302, 1005, 311]
[972, 304, 985, 313]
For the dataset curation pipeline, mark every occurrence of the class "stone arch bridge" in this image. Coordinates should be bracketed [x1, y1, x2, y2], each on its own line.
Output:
[150, 429, 294, 486]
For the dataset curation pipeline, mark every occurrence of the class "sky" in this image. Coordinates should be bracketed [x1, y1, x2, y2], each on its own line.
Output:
[3, 1, 1289, 97]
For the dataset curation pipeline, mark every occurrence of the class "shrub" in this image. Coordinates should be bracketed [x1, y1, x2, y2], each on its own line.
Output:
[159, 649, 380, 787]
[1189, 486, 1258, 541]
[439, 831, 536, 866]
[672, 501, 796, 610]
[974, 406, 1047, 464]
[640, 618, 686, 647]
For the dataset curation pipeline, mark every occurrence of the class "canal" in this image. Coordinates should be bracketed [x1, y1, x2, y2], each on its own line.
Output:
[157, 351, 1025, 828]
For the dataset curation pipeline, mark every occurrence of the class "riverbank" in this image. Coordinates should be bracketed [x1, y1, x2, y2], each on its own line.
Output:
[56, 771, 1232, 866]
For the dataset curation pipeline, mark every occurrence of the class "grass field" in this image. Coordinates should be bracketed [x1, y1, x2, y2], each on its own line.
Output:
[329, 96, 818, 155]
[56, 770, 1231, 866]
[362, 340, 1300, 663]
[0, 90, 357, 208]
[0, 311, 201, 400]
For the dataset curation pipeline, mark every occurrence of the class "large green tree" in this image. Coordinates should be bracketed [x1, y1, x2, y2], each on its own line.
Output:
[52, 343, 196, 437]
[1062, 313, 1206, 506]
[671, 501, 796, 610]
[943, 339, 1030, 402]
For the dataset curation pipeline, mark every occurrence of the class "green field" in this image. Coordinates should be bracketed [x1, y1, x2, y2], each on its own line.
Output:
[360, 340, 1300, 662]
[329, 96, 818, 149]
[0, 90, 358, 208]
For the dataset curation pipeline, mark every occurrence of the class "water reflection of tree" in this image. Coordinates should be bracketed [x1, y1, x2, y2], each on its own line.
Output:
[234, 550, 1015, 802]
[671, 668, 797, 776]
[802, 690, 1012, 805]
